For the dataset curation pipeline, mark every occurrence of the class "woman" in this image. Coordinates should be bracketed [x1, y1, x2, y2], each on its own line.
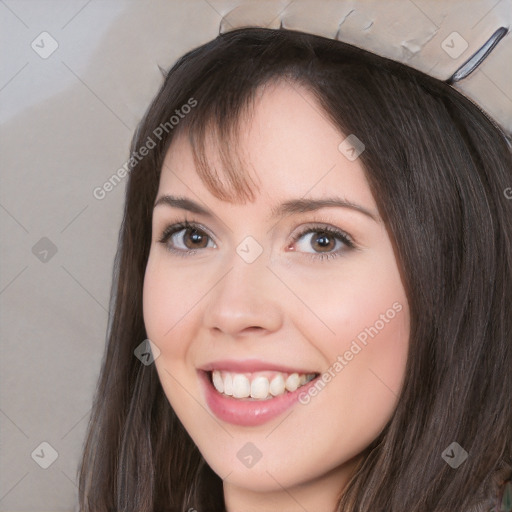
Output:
[78, 27, 512, 512]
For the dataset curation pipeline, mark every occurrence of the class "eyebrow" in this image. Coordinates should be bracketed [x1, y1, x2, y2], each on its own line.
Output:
[153, 195, 378, 221]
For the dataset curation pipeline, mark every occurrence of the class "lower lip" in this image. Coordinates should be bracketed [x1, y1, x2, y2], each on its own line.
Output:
[198, 370, 319, 427]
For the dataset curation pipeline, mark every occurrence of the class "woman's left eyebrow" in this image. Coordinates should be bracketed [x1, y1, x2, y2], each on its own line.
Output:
[153, 194, 379, 222]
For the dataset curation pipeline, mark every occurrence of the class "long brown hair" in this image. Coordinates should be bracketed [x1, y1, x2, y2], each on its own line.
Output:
[78, 27, 512, 511]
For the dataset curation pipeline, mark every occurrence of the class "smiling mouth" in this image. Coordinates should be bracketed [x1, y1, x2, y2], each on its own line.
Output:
[206, 370, 319, 401]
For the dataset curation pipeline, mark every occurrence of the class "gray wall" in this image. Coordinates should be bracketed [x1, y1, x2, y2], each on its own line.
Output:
[0, 2, 223, 510]
[1, 1, 509, 510]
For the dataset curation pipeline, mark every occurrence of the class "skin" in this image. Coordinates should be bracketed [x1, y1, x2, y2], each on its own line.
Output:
[143, 80, 410, 512]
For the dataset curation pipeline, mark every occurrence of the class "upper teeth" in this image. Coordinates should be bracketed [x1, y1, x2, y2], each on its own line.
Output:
[211, 370, 316, 400]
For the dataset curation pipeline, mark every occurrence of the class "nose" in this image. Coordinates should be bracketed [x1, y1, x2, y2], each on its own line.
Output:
[202, 253, 283, 337]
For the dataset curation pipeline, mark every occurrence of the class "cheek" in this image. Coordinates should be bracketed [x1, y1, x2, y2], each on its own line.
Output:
[142, 254, 200, 415]
[142, 254, 196, 354]
[306, 248, 410, 435]
[143, 258, 172, 342]
[327, 297, 409, 443]
[286, 248, 408, 355]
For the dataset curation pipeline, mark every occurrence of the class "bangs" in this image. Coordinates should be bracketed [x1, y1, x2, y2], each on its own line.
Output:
[168, 76, 296, 204]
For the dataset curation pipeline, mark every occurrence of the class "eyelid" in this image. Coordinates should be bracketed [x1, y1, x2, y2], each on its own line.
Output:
[157, 219, 216, 257]
[158, 218, 216, 241]
[288, 223, 356, 262]
[157, 217, 359, 260]
[290, 222, 354, 245]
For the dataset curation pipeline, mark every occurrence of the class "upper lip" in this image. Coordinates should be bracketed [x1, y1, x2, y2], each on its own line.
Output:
[198, 358, 318, 374]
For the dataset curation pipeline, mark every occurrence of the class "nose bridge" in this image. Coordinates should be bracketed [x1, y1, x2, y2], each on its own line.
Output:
[203, 243, 282, 334]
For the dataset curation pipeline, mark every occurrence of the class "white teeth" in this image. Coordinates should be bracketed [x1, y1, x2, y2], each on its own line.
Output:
[232, 374, 250, 398]
[223, 373, 233, 396]
[251, 376, 270, 399]
[269, 374, 285, 396]
[212, 370, 224, 393]
[210, 370, 316, 400]
[285, 373, 300, 392]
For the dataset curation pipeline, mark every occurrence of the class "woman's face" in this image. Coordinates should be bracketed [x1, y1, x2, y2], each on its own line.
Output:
[143, 81, 410, 510]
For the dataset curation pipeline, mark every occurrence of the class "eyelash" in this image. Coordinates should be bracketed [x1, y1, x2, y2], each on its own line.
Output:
[157, 220, 356, 262]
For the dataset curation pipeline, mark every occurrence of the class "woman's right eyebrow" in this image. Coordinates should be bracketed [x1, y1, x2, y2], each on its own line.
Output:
[153, 194, 379, 223]
[153, 195, 212, 216]
[271, 197, 379, 222]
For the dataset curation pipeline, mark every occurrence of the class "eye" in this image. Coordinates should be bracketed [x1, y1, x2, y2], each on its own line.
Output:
[158, 220, 356, 262]
[291, 224, 355, 261]
[158, 220, 215, 256]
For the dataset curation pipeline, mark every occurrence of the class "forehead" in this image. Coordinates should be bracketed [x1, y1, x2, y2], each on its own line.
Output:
[158, 81, 376, 214]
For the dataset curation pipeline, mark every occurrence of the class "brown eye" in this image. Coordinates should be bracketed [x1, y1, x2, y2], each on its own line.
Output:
[291, 224, 355, 262]
[158, 221, 215, 254]
[309, 231, 337, 252]
[181, 227, 209, 249]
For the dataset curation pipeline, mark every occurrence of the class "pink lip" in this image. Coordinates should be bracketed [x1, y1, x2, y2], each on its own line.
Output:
[198, 370, 320, 427]
[198, 358, 315, 374]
